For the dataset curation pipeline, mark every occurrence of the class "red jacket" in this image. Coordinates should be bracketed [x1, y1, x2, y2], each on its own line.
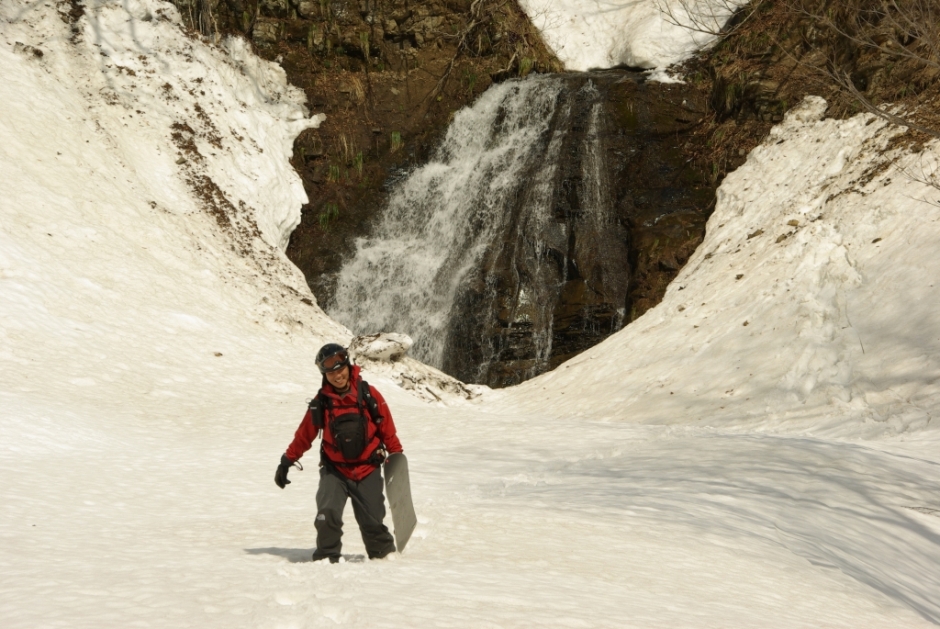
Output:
[285, 366, 403, 481]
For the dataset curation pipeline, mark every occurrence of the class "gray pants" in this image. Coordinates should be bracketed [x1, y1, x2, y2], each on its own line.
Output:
[313, 465, 396, 559]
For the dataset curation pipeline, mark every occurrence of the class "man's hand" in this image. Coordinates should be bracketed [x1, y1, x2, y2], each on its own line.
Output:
[368, 447, 388, 466]
[275, 454, 294, 489]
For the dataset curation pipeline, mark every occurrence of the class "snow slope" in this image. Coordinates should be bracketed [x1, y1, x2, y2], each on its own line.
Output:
[513, 96, 940, 441]
[518, 0, 748, 73]
[2, 1, 940, 627]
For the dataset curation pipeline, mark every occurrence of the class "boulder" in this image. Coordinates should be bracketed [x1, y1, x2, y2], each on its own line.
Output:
[297, 0, 319, 19]
[350, 333, 414, 362]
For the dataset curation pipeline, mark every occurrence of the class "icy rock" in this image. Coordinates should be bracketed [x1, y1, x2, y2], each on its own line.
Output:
[785, 96, 828, 124]
[395, 361, 486, 402]
[349, 333, 413, 362]
[348, 338, 485, 403]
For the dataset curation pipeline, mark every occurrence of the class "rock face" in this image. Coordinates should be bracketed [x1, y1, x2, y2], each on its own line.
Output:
[444, 72, 713, 386]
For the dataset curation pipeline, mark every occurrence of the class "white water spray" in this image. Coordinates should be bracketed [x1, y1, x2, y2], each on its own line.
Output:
[329, 77, 566, 368]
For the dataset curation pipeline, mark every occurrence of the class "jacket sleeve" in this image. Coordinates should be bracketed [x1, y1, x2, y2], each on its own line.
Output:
[371, 387, 403, 454]
[285, 408, 320, 462]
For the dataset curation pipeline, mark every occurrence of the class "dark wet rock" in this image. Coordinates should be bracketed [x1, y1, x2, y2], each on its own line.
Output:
[442, 72, 714, 387]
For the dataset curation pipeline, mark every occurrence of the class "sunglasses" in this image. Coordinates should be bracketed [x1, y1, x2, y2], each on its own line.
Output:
[318, 350, 349, 374]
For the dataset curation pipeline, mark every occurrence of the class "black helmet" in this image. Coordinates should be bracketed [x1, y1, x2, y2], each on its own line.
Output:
[316, 343, 350, 374]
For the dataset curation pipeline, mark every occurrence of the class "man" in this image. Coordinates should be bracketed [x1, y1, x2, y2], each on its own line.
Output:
[275, 343, 402, 562]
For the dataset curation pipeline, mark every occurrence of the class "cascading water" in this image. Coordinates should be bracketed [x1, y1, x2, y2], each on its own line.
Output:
[330, 76, 572, 370]
[448, 79, 631, 386]
[327, 71, 712, 387]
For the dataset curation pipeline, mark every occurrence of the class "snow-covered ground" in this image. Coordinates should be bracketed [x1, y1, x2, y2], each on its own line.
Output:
[2, 1, 940, 627]
[518, 0, 748, 74]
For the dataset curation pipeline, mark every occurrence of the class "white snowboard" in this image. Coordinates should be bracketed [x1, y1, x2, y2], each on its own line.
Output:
[384, 453, 417, 552]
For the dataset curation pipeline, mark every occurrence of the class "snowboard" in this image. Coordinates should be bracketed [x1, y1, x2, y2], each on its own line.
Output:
[383, 453, 417, 552]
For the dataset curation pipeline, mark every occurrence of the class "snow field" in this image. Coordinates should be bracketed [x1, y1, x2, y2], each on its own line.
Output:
[3, 387, 938, 627]
[518, 0, 748, 74]
[2, 1, 940, 627]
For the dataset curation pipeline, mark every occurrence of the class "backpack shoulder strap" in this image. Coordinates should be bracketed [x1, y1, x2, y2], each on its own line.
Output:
[357, 379, 383, 425]
[308, 392, 330, 430]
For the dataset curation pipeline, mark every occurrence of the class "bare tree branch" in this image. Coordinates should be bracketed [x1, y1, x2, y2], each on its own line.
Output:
[657, 0, 763, 38]
[791, 0, 940, 72]
[898, 152, 940, 209]
[171, 0, 218, 39]
[829, 65, 940, 139]
[788, 0, 940, 138]
[420, 0, 514, 112]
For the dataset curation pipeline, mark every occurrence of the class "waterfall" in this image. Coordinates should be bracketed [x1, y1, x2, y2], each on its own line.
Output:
[329, 74, 633, 385]
[330, 77, 566, 366]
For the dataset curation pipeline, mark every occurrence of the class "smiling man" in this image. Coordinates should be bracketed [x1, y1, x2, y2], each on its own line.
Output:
[274, 343, 403, 562]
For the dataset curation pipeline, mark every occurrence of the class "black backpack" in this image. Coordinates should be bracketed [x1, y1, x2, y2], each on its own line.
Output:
[309, 379, 383, 464]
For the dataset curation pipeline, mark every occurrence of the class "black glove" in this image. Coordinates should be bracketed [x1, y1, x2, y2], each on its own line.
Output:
[367, 447, 388, 466]
[275, 454, 294, 489]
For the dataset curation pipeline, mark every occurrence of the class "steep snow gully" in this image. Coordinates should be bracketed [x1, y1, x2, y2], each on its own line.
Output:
[2, 1, 940, 628]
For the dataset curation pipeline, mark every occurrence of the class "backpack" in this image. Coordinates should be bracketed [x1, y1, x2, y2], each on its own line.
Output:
[309, 379, 383, 463]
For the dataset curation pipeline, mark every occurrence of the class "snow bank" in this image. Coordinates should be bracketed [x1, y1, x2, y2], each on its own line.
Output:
[514, 96, 940, 439]
[0, 0, 352, 412]
[519, 0, 748, 73]
[71, 0, 321, 251]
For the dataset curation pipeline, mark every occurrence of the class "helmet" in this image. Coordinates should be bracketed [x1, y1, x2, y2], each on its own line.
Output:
[316, 343, 350, 374]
